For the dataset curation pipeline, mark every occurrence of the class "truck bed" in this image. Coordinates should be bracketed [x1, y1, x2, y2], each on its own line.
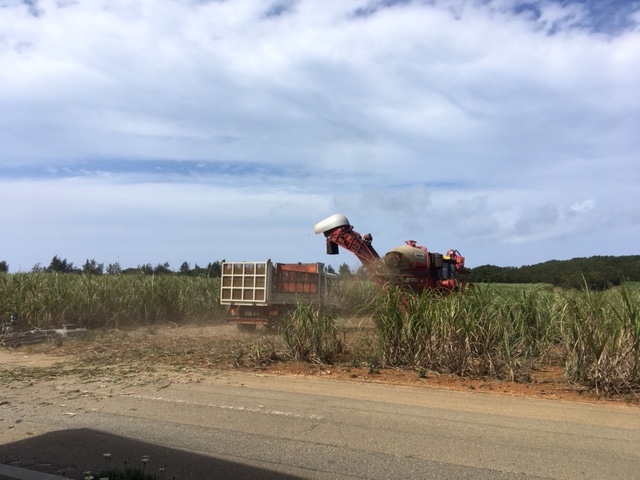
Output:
[220, 261, 326, 306]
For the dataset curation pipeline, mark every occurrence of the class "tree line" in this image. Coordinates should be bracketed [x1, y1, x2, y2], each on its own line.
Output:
[465, 255, 640, 290]
[2, 255, 638, 290]
[0, 256, 222, 277]
[0, 257, 356, 277]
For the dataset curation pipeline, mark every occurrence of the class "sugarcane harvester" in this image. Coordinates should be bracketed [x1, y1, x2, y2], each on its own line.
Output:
[313, 214, 468, 293]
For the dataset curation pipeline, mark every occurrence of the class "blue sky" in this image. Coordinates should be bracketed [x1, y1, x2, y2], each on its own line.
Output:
[1, 0, 639, 272]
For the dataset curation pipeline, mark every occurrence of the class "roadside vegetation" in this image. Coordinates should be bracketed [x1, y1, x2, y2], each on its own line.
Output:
[368, 283, 640, 395]
[0, 272, 224, 329]
[1, 255, 639, 398]
[278, 281, 639, 396]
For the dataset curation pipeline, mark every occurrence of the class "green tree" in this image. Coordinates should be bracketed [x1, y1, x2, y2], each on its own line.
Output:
[153, 262, 172, 275]
[48, 255, 76, 273]
[106, 262, 122, 275]
[338, 262, 352, 277]
[179, 261, 191, 275]
[207, 261, 222, 277]
[0, 261, 8, 273]
[466, 255, 640, 289]
[82, 258, 104, 275]
[324, 264, 336, 274]
[138, 263, 154, 275]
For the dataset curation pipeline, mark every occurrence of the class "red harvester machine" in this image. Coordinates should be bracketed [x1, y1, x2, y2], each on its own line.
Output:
[314, 214, 468, 293]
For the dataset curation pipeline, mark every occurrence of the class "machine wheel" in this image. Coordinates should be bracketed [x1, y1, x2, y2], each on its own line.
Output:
[236, 323, 257, 332]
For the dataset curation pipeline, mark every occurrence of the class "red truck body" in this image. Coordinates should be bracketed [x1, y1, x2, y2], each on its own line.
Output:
[220, 260, 337, 330]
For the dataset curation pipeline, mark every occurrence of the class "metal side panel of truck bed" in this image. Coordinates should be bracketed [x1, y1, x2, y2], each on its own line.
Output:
[220, 260, 335, 329]
[220, 260, 274, 306]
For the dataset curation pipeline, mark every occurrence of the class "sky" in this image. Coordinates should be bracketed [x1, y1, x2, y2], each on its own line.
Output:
[1, 0, 639, 273]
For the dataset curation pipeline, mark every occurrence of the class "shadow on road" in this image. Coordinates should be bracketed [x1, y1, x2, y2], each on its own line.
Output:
[0, 428, 304, 480]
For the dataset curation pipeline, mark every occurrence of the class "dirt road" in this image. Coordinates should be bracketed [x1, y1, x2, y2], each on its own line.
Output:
[1, 365, 639, 479]
[1, 325, 639, 479]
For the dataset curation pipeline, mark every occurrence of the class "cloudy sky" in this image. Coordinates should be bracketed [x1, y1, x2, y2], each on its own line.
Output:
[1, 0, 639, 272]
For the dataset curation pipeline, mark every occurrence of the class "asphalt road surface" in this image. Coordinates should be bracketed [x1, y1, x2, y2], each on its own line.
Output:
[1, 371, 638, 479]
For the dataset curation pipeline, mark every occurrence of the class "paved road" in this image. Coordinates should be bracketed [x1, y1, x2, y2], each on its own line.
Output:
[1, 371, 638, 479]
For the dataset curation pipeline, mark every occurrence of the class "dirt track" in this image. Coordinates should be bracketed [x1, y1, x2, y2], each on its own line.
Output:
[0, 323, 633, 406]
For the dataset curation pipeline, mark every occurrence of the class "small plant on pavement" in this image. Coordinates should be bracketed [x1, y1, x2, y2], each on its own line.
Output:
[93, 454, 168, 480]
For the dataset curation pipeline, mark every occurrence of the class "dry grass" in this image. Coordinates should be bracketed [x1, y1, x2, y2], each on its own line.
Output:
[2, 275, 639, 400]
[1, 322, 634, 405]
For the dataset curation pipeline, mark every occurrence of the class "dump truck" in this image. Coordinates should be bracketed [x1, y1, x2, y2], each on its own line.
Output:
[220, 260, 338, 330]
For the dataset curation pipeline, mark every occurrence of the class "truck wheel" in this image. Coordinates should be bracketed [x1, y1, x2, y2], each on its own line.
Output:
[237, 323, 257, 332]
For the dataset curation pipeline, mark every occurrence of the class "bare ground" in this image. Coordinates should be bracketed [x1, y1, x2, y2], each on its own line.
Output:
[0, 323, 636, 406]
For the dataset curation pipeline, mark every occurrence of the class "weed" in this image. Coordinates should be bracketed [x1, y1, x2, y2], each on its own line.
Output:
[88, 454, 169, 480]
[279, 301, 341, 363]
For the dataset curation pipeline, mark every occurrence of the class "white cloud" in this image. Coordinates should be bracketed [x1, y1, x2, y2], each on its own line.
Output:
[0, 0, 638, 270]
